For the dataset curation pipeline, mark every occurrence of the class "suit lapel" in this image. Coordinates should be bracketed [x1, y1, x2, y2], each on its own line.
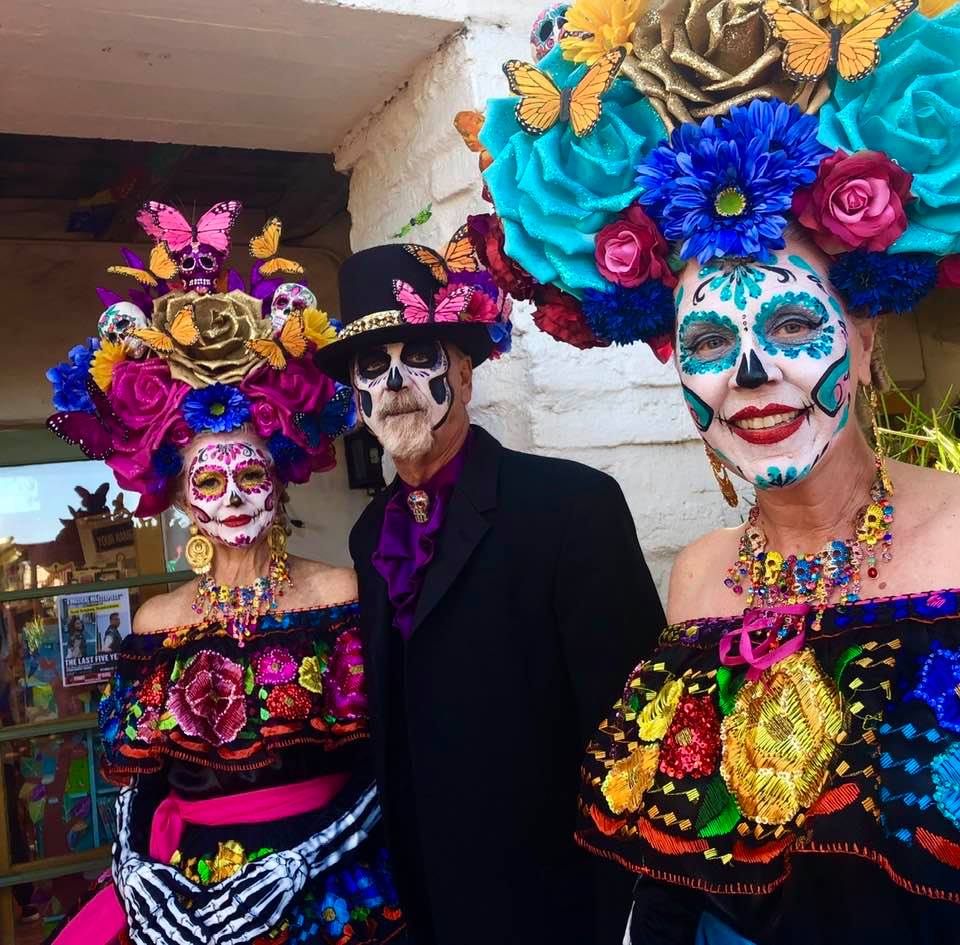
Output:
[411, 426, 500, 633]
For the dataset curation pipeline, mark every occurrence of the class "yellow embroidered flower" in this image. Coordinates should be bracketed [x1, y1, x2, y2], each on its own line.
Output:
[601, 743, 660, 814]
[559, 0, 643, 63]
[303, 307, 338, 349]
[636, 678, 684, 741]
[298, 655, 324, 694]
[812, 0, 884, 22]
[720, 649, 846, 825]
[90, 339, 127, 391]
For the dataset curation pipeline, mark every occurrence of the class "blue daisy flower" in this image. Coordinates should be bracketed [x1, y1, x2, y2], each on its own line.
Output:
[828, 251, 938, 317]
[582, 281, 676, 346]
[182, 384, 250, 434]
[319, 891, 351, 937]
[47, 338, 100, 413]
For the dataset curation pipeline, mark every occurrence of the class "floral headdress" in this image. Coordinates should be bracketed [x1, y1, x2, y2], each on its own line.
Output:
[465, 0, 960, 360]
[46, 200, 354, 517]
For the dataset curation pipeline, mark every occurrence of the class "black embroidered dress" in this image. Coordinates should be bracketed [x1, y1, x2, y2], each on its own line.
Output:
[99, 601, 405, 945]
[576, 590, 960, 945]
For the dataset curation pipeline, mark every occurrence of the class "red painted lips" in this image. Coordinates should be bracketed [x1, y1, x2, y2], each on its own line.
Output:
[726, 403, 809, 446]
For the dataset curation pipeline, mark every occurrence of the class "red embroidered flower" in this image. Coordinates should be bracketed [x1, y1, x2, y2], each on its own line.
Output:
[140, 665, 167, 708]
[595, 206, 677, 289]
[467, 213, 538, 301]
[658, 695, 721, 780]
[252, 646, 298, 685]
[532, 285, 608, 350]
[324, 631, 367, 720]
[792, 150, 913, 254]
[168, 651, 247, 746]
[266, 683, 312, 720]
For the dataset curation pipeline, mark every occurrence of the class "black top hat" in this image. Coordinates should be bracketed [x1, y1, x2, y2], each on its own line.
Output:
[314, 244, 495, 383]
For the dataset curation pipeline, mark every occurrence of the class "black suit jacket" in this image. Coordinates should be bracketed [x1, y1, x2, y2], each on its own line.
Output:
[350, 425, 665, 945]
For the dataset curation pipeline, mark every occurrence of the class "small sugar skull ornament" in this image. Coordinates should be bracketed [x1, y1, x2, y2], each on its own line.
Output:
[270, 283, 317, 333]
[98, 302, 149, 358]
[530, 3, 569, 61]
[173, 243, 225, 295]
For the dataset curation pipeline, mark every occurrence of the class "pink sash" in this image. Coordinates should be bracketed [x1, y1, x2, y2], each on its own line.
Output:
[53, 771, 350, 945]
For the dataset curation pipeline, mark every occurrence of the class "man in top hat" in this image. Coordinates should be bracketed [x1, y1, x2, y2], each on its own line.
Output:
[316, 243, 665, 945]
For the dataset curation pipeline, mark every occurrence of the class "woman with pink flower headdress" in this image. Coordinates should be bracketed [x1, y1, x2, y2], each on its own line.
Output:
[471, 1, 960, 942]
[46, 201, 407, 945]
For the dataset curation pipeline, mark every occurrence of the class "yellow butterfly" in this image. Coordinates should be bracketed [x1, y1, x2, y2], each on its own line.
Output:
[503, 46, 626, 138]
[249, 216, 305, 276]
[246, 315, 307, 370]
[404, 225, 479, 285]
[453, 110, 494, 171]
[258, 257, 305, 276]
[107, 243, 178, 287]
[762, 0, 917, 82]
[132, 306, 200, 354]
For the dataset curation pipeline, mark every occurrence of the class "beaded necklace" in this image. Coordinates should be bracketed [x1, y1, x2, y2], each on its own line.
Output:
[192, 548, 291, 647]
[726, 462, 894, 630]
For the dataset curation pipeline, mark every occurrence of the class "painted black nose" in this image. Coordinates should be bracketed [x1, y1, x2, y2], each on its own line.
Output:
[736, 351, 769, 389]
[229, 492, 243, 507]
[386, 367, 404, 392]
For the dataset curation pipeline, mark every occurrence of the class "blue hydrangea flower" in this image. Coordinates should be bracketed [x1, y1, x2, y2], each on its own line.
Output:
[582, 281, 676, 345]
[182, 384, 250, 434]
[151, 443, 183, 478]
[319, 891, 351, 937]
[828, 251, 938, 317]
[910, 644, 960, 732]
[47, 338, 100, 413]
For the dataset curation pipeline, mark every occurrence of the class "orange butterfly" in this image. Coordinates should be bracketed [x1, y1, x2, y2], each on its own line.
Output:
[107, 243, 178, 287]
[249, 216, 305, 276]
[132, 306, 200, 354]
[454, 110, 494, 172]
[404, 226, 479, 285]
[246, 315, 307, 370]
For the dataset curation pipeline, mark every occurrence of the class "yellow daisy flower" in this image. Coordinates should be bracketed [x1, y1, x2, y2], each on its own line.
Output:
[812, 0, 884, 24]
[560, 0, 644, 64]
[90, 339, 127, 391]
[302, 308, 338, 350]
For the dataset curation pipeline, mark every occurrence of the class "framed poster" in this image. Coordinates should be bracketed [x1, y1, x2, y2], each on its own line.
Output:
[58, 589, 131, 687]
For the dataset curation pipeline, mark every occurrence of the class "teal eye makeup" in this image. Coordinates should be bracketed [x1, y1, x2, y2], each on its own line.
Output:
[678, 311, 741, 375]
[754, 292, 834, 360]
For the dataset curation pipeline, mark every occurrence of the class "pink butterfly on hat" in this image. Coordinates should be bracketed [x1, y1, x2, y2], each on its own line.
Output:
[393, 280, 474, 324]
[136, 200, 241, 253]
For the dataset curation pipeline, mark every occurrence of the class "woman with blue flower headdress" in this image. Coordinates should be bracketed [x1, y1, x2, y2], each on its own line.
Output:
[470, 0, 960, 941]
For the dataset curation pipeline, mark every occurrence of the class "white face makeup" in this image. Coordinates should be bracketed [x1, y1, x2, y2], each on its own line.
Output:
[186, 436, 277, 547]
[675, 249, 853, 490]
[351, 341, 453, 460]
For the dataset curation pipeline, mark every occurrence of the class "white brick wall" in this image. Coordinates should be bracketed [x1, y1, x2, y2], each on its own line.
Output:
[335, 7, 744, 599]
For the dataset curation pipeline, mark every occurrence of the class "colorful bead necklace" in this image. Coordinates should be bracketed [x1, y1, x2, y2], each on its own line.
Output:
[192, 548, 291, 647]
[726, 461, 894, 629]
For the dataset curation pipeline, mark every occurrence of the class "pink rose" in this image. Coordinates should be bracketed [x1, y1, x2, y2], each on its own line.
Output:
[594, 206, 677, 289]
[793, 150, 913, 254]
[168, 651, 247, 746]
[323, 630, 368, 720]
[240, 359, 335, 445]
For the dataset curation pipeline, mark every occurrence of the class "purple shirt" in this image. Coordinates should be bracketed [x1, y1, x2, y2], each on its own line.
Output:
[372, 434, 471, 639]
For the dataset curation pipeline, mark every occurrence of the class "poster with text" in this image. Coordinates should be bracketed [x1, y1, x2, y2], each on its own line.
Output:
[58, 589, 131, 686]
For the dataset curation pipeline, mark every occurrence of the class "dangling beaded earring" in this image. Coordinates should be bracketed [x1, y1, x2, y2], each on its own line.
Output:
[185, 525, 215, 575]
[706, 444, 739, 508]
[868, 386, 895, 496]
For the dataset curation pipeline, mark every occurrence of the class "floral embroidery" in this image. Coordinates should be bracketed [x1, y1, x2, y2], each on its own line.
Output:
[324, 632, 366, 719]
[602, 743, 659, 815]
[319, 890, 352, 937]
[298, 655, 325, 694]
[658, 695, 721, 780]
[176, 840, 274, 886]
[636, 678, 684, 741]
[911, 644, 960, 733]
[140, 666, 167, 707]
[135, 708, 165, 744]
[253, 646, 298, 685]
[266, 683, 312, 720]
[168, 650, 248, 745]
[720, 648, 845, 825]
[932, 743, 960, 831]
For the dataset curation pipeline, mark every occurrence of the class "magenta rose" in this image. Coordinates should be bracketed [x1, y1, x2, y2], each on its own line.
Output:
[105, 360, 190, 494]
[168, 651, 247, 746]
[323, 630, 367, 720]
[793, 150, 913, 254]
[937, 255, 960, 288]
[594, 206, 677, 288]
[241, 359, 335, 446]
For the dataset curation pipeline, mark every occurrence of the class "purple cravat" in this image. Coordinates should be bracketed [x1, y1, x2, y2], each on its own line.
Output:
[372, 436, 470, 639]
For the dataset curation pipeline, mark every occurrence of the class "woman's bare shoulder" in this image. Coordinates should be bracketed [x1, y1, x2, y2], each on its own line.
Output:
[132, 581, 197, 634]
[667, 525, 743, 624]
[284, 557, 358, 609]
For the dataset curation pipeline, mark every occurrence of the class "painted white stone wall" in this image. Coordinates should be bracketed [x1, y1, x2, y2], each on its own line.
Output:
[335, 3, 743, 597]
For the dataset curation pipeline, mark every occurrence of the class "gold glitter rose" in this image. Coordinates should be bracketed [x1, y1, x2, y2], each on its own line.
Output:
[150, 291, 270, 389]
[623, 0, 830, 132]
[720, 648, 846, 825]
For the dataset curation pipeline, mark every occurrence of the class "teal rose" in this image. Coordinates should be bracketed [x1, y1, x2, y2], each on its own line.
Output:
[480, 46, 666, 298]
[817, 9, 960, 256]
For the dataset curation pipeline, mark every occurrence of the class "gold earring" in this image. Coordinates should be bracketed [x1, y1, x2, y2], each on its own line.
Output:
[267, 522, 288, 559]
[185, 525, 215, 574]
[706, 445, 739, 508]
[868, 386, 894, 496]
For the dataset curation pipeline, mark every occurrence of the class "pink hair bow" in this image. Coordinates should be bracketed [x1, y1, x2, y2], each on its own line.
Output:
[718, 604, 810, 682]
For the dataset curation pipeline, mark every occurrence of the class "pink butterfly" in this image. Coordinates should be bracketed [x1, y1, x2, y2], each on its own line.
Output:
[393, 280, 474, 324]
[135, 200, 242, 253]
[47, 378, 129, 460]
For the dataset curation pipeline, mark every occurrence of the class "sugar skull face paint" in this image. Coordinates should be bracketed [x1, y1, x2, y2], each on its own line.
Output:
[270, 283, 317, 333]
[186, 436, 277, 546]
[351, 341, 453, 461]
[676, 249, 852, 490]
